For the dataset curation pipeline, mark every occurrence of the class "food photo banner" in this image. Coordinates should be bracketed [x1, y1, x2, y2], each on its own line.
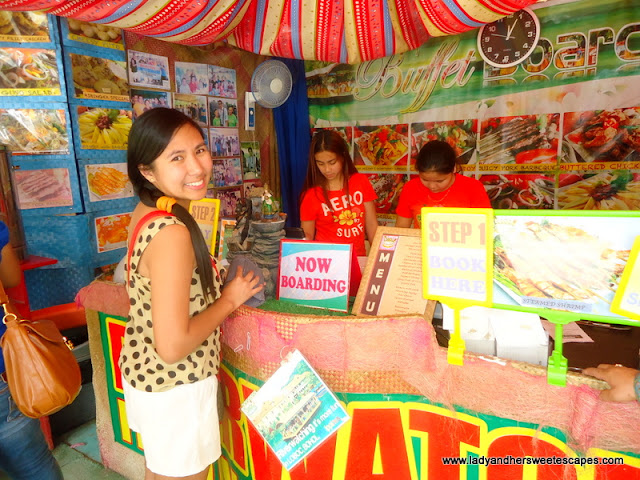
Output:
[492, 209, 640, 326]
[306, 0, 640, 214]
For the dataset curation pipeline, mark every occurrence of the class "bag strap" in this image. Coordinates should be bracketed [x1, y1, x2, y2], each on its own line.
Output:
[127, 210, 175, 283]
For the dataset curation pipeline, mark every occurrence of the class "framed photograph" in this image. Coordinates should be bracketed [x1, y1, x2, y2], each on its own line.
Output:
[75, 106, 132, 150]
[0, 108, 70, 155]
[130, 88, 171, 119]
[174, 94, 208, 127]
[94, 211, 132, 253]
[175, 61, 208, 95]
[0, 48, 61, 96]
[216, 187, 242, 218]
[13, 167, 73, 210]
[240, 141, 261, 179]
[0, 12, 51, 43]
[69, 52, 129, 102]
[208, 97, 238, 127]
[84, 163, 133, 202]
[217, 218, 236, 262]
[128, 50, 170, 90]
[61, 18, 124, 50]
[208, 65, 236, 98]
[210, 128, 240, 157]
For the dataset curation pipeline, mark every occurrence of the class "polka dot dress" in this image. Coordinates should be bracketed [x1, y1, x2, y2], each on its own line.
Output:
[119, 216, 222, 393]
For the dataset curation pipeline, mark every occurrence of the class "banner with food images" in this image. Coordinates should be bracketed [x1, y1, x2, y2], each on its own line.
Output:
[0, 12, 53, 45]
[60, 17, 124, 51]
[305, 0, 640, 214]
[79, 160, 135, 212]
[0, 105, 70, 157]
[65, 47, 129, 103]
[9, 158, 83, 215]
[72, 105, 132, 155]
[492, 210, 640, 324]
[0, 47, 65, 100]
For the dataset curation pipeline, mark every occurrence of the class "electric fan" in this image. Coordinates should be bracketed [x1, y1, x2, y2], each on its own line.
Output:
[250, 60, 293, 108]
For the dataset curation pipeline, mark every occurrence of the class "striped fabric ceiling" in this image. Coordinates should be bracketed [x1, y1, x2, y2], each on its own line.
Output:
[0, 0, 539, 63]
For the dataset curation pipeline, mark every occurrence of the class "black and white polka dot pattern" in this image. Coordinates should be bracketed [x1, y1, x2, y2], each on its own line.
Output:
[118, 216, 222, 393]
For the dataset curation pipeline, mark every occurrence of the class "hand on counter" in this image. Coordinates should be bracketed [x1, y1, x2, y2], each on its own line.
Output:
[583, 364, 639, 403]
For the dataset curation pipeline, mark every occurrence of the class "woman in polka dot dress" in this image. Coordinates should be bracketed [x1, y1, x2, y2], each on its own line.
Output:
[120, 108, 263, 480]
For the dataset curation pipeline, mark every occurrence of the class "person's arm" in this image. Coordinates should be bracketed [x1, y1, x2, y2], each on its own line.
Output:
[147, 224, 262, 364]
[0, 242, 21, 289]
[364, 201, 378, 242]
[395, 216, 412, 228]
[583, 364, 640, 402]
[301, 220, 315, 241]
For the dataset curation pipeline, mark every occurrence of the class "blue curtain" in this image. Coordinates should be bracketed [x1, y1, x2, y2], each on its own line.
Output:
[273, 57, 310, 228]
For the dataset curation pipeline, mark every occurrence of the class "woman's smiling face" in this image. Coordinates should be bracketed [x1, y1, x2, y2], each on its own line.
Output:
[139, 123, 211, 208]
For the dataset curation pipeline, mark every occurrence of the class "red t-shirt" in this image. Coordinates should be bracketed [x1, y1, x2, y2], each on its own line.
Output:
[396, 174, 491, 227]
[300, 173, 376, 256]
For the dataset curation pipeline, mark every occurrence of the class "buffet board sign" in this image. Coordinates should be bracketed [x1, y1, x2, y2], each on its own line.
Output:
[492, 210, 640, 326]
[278, 241, 351, 312]
[217, 360, 640, 480]
[306, 0, 640, 219]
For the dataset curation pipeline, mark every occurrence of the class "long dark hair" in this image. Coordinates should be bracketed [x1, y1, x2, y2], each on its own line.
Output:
[300, 129, 357, 210]
[127, 107, 215, 302]
[415, 140, 458, 174]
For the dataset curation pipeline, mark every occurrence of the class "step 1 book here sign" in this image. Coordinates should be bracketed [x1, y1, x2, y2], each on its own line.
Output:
[422, 208, 493, 304]
[278, 241, 351, 312]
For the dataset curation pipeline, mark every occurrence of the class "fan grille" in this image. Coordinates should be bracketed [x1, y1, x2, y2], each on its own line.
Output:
[251, 60, 293, 108]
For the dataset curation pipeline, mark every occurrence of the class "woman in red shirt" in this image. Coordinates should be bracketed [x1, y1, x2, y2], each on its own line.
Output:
[300, 130, 378, 295]
[396, 140, 491, 228]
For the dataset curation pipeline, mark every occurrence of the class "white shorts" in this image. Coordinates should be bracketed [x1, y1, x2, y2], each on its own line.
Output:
[122, 375, 221, 477]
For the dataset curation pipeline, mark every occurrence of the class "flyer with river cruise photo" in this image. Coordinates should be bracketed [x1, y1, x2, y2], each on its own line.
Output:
[241, 349, 350, 470]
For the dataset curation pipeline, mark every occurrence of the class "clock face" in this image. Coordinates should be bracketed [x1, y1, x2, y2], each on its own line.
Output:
[477, 8, 540, 68]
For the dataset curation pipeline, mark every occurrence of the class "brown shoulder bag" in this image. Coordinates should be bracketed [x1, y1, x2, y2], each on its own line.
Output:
[0, 283, 82, 418]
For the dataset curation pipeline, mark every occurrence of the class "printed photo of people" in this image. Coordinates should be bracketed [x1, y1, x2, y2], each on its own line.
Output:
[128, 50, 170, 90]
[210, 128, 240, 157]
[217, 188, 242, 218]
[243, 179, 262, 198]
[130, 88, 171, 119]
[174, 94, 208, 127]
[213, 158, 242, 187]
[208, 65, 237, 98]
[241, 141, 260, 179]
[208, 97, 239, 127]
[175, 61, 208, 95]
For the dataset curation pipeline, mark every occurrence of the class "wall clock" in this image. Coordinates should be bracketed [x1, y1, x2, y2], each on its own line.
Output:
[477, 8, 540, 68]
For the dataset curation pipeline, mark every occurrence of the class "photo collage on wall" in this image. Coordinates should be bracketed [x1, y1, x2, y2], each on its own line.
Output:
[315, 106, 640, 226]
[170, 61, 248, 219]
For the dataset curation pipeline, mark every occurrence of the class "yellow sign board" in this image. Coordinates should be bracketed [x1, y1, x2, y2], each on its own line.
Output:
[611, 235, 640, 321]
[189, 198, 221, 256]
[421, 207, 494, 365]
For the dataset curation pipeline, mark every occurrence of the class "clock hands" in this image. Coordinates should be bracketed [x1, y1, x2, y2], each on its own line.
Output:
[505, 18, 518, 41]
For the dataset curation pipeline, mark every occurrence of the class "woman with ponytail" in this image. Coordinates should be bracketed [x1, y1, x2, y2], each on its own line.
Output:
[120, 108, 263, 480]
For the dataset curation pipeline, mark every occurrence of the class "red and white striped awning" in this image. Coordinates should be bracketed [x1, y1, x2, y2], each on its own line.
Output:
[0, 0, 539, 63]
